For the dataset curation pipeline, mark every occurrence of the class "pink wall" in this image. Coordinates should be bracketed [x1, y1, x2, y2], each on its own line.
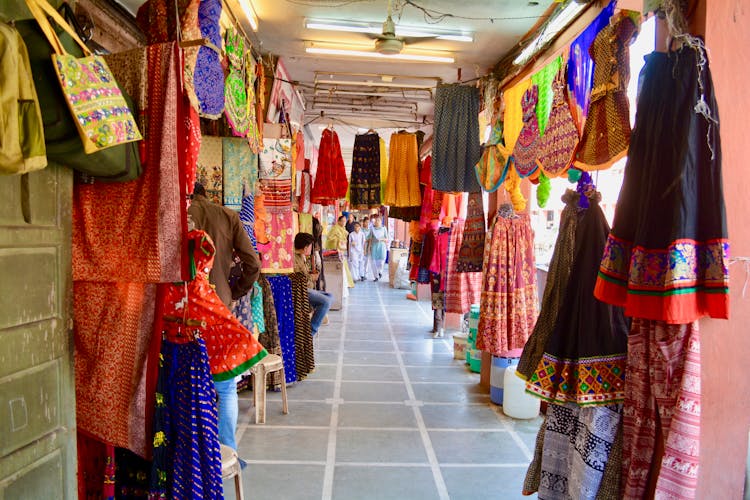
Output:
[698, 1, 750, 497]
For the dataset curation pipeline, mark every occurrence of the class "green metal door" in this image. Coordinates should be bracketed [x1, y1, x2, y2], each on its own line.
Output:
[0, 166, 76, 499]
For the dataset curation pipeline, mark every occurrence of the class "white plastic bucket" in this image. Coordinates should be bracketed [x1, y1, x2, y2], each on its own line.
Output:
[502, 367, 540, 419]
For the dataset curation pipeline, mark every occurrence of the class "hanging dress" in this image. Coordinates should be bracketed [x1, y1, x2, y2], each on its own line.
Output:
[517, 190, 581, 381]
[311, 128, 348, 205]
[384, 132, 421, 207]
[474, 119, 511, 192]
[455, 192, 486, 273]
[445, 219, 483, 314]
[594, 45, 729, 324]
[223, 28, 250, 137]
[526, 196, 629, 406]
[476, 209, 538, 356]
[350, 132, 382, 209]
[193, 0, 224, 118]
[245, 52, 262, 153]
[432, 84, 482, 192]
[575, 15, 638, 171]
[536, 69, 580, 178]
[511, 85, 542, 179]
[290, 272, 315, 379]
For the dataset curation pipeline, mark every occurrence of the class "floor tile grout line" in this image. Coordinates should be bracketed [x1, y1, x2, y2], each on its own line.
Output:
[377, 284, 450, 500]
[321, 294, 347, 500]
[496, 410, 534, 462]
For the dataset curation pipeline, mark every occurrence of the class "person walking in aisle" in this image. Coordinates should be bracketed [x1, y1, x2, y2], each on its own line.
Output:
[294, 233, 334, 336]
[326, 215, 349, 254]
[348, 222, 366, 281]
[187, 182, 261, 453]
[368, 214, 389, 281]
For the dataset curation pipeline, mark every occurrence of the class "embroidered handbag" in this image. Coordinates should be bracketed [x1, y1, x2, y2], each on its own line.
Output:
[15, 8, 142, 181]
[24, 0, 142, 154]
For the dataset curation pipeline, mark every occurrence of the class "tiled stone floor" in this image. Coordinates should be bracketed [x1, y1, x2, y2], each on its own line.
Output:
[226, 279, 542, 499]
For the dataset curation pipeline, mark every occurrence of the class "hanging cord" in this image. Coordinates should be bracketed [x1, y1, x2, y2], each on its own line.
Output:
[661, 0, 717, 159]
[729, 257, 750, 298]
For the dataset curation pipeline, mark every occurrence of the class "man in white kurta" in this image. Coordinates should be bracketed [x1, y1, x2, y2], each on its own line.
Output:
[348, 223, 366, 281]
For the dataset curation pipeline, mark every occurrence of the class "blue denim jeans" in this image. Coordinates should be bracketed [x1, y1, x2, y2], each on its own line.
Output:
[309, 289, 333, 335]
[213, 377, 238, 450]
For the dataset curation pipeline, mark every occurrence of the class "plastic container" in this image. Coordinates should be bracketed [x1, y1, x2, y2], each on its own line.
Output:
[502, 367, 540, 419]
[468, 304, 480, 331]
[452, 334, 468, 360]
[468, 349, 482, 373]
[490, 357, 519, 404]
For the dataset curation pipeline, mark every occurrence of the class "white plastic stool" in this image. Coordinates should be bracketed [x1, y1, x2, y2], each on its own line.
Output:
[220, 444, 244, 500]
[250, 354, 289, 424]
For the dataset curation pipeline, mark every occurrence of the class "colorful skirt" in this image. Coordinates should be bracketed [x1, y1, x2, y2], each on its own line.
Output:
[526, 202, 629, 406]
[384, 133, 421, 207]
[455, 192, 486, 273]
[267, 275, 298, 384]
[349, 133, 381, 209]
[290, 272, 315, 379]
[476, 212, 537, 356]
[594, 46, 729, 324]
[432, 84, 482, 193]
[445, 219, 482, 314]
[311, 128, 348, 205]
[149, 337, 223, 499]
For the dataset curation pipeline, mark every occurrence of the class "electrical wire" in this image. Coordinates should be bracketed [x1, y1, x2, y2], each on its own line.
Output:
[399, 0, 549, 25]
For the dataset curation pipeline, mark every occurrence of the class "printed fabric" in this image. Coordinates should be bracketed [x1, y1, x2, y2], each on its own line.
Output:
[474, 120, 511, 192]
[526, 199, 629, 406]
[267, 275, 299, 384]
[538, 403, 623, 500]
[567, 1, 616, 128]
[575, 15, 638, 171]
[259, 276, 284, 388]
[476, 211, 538, 356]
[622, 319, 701, 500]
[431, 84, 482, 193]
[445, 219, 482, 314]
[537, 68, 579, 177]
[260, 178, 293, 208]
[259, 138, 292, 180]
[502, 79, 532, 151]
[223, 137, 257, 210]
[311, 128, 348, 205]
[511, 84, 542, 178]
[245, 52, 262, 153]
[517, 190, 580, 381]
[290, 272, 315, 379]
[455, 192, 486, 273]
[194, 0, 224, 118]
[239, 193, 257, 250]
[530, 55, 563, 135]
[349, 132, 382, 209]
[384, 132, 421, 207]
[260, 208, 295, 273]
[148, 337, 223, 499]
[594, 45, 729, 323]
[224, 28, 251, 137]
[196, 136, 223, 204]
[163, 230, 267, 381]
[296, 170, 312, 213]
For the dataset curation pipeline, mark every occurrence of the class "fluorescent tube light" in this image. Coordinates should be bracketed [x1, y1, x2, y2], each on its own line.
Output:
[306, 47, 454, 64]
[513, 1, 586, 65]
[305, 19, 472, 42]
[238, 0, 259, 31]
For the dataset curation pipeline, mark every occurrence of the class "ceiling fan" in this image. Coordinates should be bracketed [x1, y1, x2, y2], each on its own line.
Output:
[368, 0, 436, 55]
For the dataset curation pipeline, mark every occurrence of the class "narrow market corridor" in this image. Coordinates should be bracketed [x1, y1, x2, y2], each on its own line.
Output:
[227, 280, 543, 500]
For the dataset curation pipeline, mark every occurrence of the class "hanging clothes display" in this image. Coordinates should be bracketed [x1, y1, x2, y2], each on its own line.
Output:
[384, 131, 421, 207]
[296, 165, 312, 213]
[258, 276, 284, 388]
[536, 68, 580, 178]
[511, 84, 542, 178]
[432, 84, 482, 193]
[254, 191, 271, 249]
[163, 230, 267, 381]
[445, 219, 482, 314]
[223, 137, 257, 210]
[290, 272, 315, 379]
[239, 192, 257, 250]
[149, 335, 223, 499]
[245, 51, 262, 153]
[622, 319, 701, 499]
[455, 192, 486, 273]
[575, 14, 638, 171]
[196, 136, 224, 204]
[224, 28, 251, 137]
[526, 192, 629, 406]
[379, 136, 389, 202]
[259, 138, 293, 180]
[474, 119, 511, 192]
[502, 79, 532, 151]
[193, 0, 224, 118]
[567, 1, 616, 128]
[350, 132, 382, 209]
[311, 128, 348, 205]
[260, 208, 295, 273]
[594, 45, 729, 324]
[476, 208, 538, 356]
[267, 275, 298, 384]
[530, 55, 563, 135]
[517, 190, 580, 381]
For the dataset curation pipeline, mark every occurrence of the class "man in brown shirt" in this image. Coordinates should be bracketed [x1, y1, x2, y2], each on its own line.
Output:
[188, 183, 261, 307]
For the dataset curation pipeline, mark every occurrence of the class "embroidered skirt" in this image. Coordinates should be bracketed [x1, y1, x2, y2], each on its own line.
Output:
[594, 46, 729, 324]
[445, 219, 482, 314]
[350, 133, 381, 209]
